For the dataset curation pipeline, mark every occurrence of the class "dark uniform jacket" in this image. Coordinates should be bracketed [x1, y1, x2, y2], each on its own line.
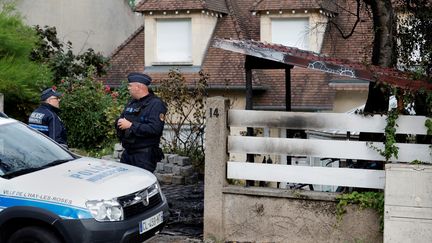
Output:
[28, 103, 67, 145]
[116, 93, 167, 152]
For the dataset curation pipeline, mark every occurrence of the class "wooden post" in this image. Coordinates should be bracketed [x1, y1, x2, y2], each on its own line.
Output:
[285, 67, 292, 165]
[245, 67, 255, 186]
[204, 97, 229, 240]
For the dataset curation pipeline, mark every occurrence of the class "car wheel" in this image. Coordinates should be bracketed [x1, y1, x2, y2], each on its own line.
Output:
[7, 226, 61, 243]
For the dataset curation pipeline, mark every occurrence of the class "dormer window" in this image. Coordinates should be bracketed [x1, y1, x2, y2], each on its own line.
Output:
[258, 9, 332, 53]
[155, 18, 192, 64]
[143, 11, 221, 70]
[271, 18, 309, 50]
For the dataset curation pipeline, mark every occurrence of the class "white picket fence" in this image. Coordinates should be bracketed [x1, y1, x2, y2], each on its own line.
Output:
[226, 109, 431, 190]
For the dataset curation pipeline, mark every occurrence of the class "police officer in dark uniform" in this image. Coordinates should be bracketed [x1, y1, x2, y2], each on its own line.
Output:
[28, 87, 68, 147]
[116, 72, 167, 173]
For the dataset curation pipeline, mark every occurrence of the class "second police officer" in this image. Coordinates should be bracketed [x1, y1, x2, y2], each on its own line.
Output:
[116, 72, 167, 173]
[28, 87, 68, 148]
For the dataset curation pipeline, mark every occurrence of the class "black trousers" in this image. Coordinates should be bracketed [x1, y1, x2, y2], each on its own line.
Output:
[120, 147, 163, 173]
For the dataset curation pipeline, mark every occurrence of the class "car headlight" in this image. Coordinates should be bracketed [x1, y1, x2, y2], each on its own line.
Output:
[85, 199, 123, 222]
[148, 182, 160, 197]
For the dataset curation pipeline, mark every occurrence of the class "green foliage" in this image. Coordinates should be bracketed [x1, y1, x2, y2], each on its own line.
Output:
[336, 191, 384, 231]
[103, 81, 130, 139]
[30, 25, 109, 85]
[70, 140, 117, 159]
[382, 108, 400, 160]
[57, 70, 121, 150]
[410, 159, 424, 164]
[425, 118, 432, 156]
[157, 69, 208, 173]
[366, 108, 400, 161]
[0, 1, 52, 119]
[426, 119, 432, 135]
[226, 179, 246, 186]
[396, 1, 432, 81]
[127, 0, 136, 9]
[0, 3, 33, 57]
[26, 23, 115, 150]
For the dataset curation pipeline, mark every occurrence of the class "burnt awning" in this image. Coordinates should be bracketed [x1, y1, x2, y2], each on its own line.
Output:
[213, 38, 432, 92]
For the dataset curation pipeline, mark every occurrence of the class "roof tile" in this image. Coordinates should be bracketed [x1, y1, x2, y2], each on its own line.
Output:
[252, 0, 328, 11]
[136, 0, 228, 14]
[103, 0, 378, 110]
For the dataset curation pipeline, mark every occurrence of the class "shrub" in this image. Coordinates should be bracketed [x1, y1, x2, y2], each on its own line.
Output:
[157, 69, 208, 173]
[57, 71, 123, 150]
[0, 1, 52, 120]
[30, 25, 109, 85]
[26, 23, 114, 151]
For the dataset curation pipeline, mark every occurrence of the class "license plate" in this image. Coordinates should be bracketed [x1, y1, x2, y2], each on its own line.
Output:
[139, 211, 164, 234]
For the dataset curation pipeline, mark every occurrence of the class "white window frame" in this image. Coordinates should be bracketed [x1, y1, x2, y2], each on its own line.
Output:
[271, 18, 310, 50]
[155, 18, 192, 64]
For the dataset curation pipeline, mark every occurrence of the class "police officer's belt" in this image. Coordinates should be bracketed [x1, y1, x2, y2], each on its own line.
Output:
[126, 147, 154, 154]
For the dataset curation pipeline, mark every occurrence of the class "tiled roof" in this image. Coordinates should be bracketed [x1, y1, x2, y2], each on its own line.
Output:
[103, 0, 380, 110]
[252, 0, 329, 11]
[135, 0, 228, 14]
[100, 26, 145, 86]
[202, 0, 262, 90]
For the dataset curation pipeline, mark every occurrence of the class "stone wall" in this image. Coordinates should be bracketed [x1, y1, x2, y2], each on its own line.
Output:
[103, 143, 198, 185]
[219, 187, 382, 243]
[155, 154, 198, 185]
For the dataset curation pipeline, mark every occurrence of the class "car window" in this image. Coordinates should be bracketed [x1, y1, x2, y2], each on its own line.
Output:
[0, 122, 75, 177]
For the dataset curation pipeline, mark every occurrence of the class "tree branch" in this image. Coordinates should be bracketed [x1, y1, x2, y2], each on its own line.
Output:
[329, 0, 362, 39]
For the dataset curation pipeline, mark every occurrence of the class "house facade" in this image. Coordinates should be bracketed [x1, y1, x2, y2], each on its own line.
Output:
[16, 0, 142, 56]
[103, 0, 375, 112]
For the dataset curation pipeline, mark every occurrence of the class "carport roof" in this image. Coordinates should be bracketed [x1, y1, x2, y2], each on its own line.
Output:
[213, 38, 432, 92]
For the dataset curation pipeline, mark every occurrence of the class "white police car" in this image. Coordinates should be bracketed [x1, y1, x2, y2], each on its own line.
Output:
[0, 113, 169, 243]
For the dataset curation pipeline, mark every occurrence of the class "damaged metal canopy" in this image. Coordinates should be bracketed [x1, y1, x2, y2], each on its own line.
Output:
[213, 38, 432, 91]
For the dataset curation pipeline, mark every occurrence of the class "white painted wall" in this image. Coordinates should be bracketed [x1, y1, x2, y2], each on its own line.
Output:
[144, 12, 218, 66]
[16, 0, 142, 56]
[332, 90, 368, 113]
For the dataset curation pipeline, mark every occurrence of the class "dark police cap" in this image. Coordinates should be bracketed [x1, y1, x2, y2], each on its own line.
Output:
[41, 87, 62, 101]
[127, 72, 152, 86]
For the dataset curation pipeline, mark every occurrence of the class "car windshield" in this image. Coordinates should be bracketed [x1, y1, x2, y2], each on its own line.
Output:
[0, 121, 76, 178]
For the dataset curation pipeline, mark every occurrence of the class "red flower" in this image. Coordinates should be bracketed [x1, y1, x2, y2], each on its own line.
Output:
[111, 91, 119, 99]
[104, 85, 110, 93]
[52, 85, 57, 91]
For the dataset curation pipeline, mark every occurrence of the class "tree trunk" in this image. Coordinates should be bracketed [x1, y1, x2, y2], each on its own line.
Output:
[363, 0, 395, 114]
[359, 0, 396, 146]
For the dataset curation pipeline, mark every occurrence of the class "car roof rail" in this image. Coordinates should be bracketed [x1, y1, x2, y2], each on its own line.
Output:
[0, 112, 9, 118]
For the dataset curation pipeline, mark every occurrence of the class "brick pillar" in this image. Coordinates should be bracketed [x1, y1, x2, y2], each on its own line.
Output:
[204, 97, 229, 240]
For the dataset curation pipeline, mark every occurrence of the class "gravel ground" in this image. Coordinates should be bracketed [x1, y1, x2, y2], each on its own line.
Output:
[146, 181, 204, 243]
[146, 234, 203, 243]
